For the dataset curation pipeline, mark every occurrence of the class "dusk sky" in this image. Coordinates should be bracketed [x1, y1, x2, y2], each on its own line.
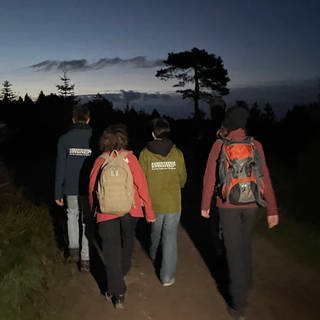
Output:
[1, 0, 320, 117]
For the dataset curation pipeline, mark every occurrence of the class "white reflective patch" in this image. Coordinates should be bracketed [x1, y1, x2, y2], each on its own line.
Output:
[151, 161, 176, 170]
[69, 148, 92, 156]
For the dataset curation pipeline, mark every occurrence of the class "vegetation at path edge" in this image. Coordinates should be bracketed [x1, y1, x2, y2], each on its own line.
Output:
[0, 187, 61, 320]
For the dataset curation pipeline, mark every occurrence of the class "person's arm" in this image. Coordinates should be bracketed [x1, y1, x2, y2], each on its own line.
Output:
[54, 137, 66, 206]
[138, 149, 148, 175]
[267, 215, 279, 229]
[178, 150, 187, 188]
[254, 140, 279, 228]
[88, 156, 104, 210]
[129, 153, 155, 222]
[201, 140, 222, 218]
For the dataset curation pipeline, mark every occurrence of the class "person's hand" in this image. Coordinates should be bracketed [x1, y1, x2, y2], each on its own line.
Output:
[267, 215, 279, 229]
[147, 219, 156, 223]
[55, 198, 64, 206]
[201, 209, 210, 219]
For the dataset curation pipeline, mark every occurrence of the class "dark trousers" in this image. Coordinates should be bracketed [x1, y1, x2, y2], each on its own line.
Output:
[98, 214, 138, 296]
[218, 207, 258, 311]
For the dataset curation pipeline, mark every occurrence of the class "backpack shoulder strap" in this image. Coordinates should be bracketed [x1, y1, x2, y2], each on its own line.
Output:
[217, 138, 229, 159]
[219, 137, 230, 146]
[244, 136, 254, 144]
[100, 151, 115, 167]
[118, 150, 129, 160]
[101, 149, 128, 161]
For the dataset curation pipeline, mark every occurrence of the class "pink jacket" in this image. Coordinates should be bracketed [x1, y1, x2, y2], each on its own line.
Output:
[89, 150, 155, 223]
[201, 128, 278, 216]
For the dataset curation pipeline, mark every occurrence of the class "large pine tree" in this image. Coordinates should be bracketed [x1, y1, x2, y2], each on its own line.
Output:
[156, 48, 230, 117]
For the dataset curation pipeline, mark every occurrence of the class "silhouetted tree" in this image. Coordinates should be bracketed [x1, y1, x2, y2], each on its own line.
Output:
[151, 109, 160, 118]
[23, 94, 34, 105]
[249, 102, 261, 119]
[92, 93, 113, 111]
[56, 71, 76, 104]
[156, 47, 230, 117]
[86, 94, 114, 137]
[317, 78, 320, 104]
[0, 80, 16, 102]
[36, 91, 46, 104]
[235, 100, 249, 108]
[262, 102, 276, 123]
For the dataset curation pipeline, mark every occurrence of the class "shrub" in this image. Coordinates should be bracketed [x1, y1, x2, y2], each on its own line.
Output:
[0, 191, 60, 320]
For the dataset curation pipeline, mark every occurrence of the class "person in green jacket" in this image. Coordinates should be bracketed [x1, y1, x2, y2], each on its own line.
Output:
[139, 118, 187, 286]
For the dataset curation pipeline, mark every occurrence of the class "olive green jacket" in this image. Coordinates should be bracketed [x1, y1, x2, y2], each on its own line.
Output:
[139, 145, 187, 213]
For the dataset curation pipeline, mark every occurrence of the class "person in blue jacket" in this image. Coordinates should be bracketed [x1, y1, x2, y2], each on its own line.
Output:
[54, 104, 93, 271]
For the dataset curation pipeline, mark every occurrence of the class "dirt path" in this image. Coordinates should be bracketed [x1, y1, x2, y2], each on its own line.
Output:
[1, 153, 319, 320]
[44, 225, 320, 320]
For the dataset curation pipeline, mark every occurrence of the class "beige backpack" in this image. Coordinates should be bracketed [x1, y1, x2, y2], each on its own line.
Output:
[96, 150, 134, 214]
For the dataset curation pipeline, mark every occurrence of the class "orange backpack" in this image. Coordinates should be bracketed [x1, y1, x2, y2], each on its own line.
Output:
[217, 137, 266, 206]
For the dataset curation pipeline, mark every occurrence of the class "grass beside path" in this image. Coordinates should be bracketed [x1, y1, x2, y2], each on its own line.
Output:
[255, 209, 320, 272]
[0, 169, 63, 320]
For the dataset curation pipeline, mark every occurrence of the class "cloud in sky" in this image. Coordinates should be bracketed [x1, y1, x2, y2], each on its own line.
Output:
[80, 90, 192, 118]
[79, 80, 318, 120]
[30, 56, 163, 72]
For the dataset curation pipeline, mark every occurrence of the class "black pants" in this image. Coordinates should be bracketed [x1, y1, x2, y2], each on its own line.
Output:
[218, 207, 258, 311]
[98, 214, 138, 296]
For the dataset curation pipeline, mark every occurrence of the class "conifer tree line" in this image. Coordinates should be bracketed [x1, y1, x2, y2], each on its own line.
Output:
[0, 48, 319, 225]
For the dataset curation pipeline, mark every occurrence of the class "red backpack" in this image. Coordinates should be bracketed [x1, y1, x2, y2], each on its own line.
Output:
[217, 137, 266, 206]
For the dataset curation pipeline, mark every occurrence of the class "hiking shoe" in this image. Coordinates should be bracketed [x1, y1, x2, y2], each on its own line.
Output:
[80, 260, 90, 272]
[105, 292, 112, 302]
[113, 294, 125, 309]
[65, 248, 79, 263]
[228, 307, 246, 320]
[162, 278, 175, 287]
[69, 248, 80, 263]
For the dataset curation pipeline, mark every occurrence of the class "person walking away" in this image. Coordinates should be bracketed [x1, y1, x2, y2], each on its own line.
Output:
[89, 124, 155, 309]
[55, 104, 93, 272]
[201, 105, 279, 320]
[139, 118, 187, 286]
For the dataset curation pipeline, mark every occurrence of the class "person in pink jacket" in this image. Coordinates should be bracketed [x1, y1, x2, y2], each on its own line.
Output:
[201, 106, 279, 320]
[89, 123, 155, 309]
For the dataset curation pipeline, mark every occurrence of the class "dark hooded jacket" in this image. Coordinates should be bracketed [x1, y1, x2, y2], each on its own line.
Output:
[55, 123, 92, 199]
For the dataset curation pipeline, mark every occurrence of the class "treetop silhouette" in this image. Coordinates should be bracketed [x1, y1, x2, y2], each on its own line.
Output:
[156, 47, 230, 118]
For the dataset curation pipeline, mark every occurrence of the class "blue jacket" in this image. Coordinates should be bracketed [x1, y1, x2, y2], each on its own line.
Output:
[55, 123, 93, 199]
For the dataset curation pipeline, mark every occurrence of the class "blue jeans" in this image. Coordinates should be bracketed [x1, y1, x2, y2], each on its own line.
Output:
[150, 212, 181, 283]
[65, 195, 90, 261]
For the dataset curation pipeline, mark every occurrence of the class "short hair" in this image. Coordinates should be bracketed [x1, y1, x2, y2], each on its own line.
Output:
[72, 104, 90, 123]
[99, 123, 128, 151]
[151, 117, 170, 139]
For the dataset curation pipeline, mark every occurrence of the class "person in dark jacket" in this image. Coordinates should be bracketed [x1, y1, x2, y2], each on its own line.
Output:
[139, 118, 187, 287]
[55, 104, 93, 271]
[201, 106, 279, 320]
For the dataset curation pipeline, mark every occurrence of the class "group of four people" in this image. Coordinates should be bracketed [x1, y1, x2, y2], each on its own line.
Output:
[55, 104, 278, 319]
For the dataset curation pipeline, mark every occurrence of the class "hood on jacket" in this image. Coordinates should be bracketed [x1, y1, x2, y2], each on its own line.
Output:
[71, 123, 92, 130]
[146, 138, 174, 157]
